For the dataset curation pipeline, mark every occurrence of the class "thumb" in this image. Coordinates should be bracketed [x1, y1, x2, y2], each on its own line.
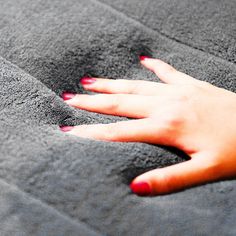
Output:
[130, 157, 220, 196]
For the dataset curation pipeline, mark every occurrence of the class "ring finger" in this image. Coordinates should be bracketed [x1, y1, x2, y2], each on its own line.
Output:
[63, 93, 162, 118]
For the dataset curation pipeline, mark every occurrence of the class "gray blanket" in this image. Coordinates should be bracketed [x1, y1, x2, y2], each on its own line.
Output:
[0, 0, 236, 235]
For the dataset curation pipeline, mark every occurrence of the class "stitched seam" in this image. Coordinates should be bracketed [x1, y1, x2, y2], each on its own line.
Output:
[0, 177, 102, 235]
[0, 56, 102, 235]
[0, 55, 56, 94]
[92, 0, 236, 66]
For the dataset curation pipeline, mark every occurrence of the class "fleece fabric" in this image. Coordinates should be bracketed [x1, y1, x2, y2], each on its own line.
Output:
[0, 0, 235, 235]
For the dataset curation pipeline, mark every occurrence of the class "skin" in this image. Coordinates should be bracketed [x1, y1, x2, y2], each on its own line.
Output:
[61, 57, 236, 196]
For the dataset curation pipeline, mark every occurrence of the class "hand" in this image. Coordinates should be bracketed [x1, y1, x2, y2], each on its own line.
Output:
[60, 56, 236, 196]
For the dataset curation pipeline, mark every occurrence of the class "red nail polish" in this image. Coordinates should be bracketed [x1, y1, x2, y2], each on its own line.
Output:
[130, 181, 152, 196]
[62, 92, 76, 101]
[80, 77, 96, 85]
[60, 126, 74, 132]
[139, 55, 151, 61]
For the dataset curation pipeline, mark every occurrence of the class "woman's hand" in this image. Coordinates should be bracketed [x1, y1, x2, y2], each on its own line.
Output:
[60, 56, 236, 196]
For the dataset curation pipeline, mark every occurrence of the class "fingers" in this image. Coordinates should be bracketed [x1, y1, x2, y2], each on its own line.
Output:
[80, 77, 168, 96]
[78, 56, 200, 95]
[140, 57, 200, 85]
[60, 118, 169, 143]
[63, 93, 162, 118]
[130, 156, 221, 196]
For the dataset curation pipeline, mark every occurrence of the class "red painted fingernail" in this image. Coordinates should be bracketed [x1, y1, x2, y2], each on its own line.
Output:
[139, 55, 151, 61]
[130, 181, 152, 196]
[59, 126, 74, 132]
[62, 92, 76, 101]
[80, 77, 96, 85]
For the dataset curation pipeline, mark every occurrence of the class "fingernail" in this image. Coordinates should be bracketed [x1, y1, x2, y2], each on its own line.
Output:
[130, 181, 152, 196]
[59, 126, 74, 132]
[62, 92, 76, 101]
[139, 55, 151, 61]
[80, 77, 96, 85]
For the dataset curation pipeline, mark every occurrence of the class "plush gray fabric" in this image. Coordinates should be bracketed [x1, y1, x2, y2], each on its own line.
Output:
[0, 179, 100, 236]
[0, 0, 235, 235]
[100, 0, 236, 63]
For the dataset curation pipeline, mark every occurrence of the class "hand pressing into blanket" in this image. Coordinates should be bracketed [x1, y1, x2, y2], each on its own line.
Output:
[60, 56, 236, 196]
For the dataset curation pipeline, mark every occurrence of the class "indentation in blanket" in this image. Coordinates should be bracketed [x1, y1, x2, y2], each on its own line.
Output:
[121, 146, 190, 184]
[0, 0, 236, 235]
[34, 37, 153, 95]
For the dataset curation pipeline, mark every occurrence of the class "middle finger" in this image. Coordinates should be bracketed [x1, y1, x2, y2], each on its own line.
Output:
[80, 77, 169, 96]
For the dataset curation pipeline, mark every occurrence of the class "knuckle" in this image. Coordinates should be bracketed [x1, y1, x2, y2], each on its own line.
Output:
[154, 62, 177, 77]
[158, 112, 185, 142]
[168, 64, 177, 73]
[130, 80, 144, 94]
[162, 109, 185, 131]
[164, 64, 177, 75]
[115, 79, 144, 94]
[100, 80, 110, 90]
[176, 84, 203, 103]
[108, 95, 120, 112]
[175, 93, 190, 103]
[104, 124, 119, 141]
[200, 156, 223, 178]
[154, 172, 178, 194]
[160, 61, 177, 72]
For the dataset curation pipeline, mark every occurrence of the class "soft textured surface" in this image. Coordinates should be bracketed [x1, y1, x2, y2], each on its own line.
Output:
[0, 0, 236, 235]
